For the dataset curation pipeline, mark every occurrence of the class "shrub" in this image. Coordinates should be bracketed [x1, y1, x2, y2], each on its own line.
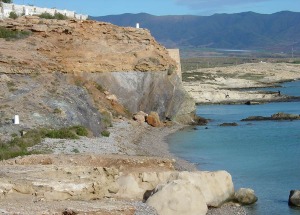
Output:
[70, 125, 89, 137]
[101, 130, 110, 137]
[39, 12, 68, 20]
[0, 125, 90, 160]
[9, 11, 18, 19]
[45, 128, 78, 139]
[0, 27, 31, 40]
[71, 148, 80, 153]
[101, 111, 113, 127]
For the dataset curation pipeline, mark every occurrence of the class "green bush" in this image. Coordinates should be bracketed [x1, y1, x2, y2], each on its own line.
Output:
[101, 130, 110, 137]
[0, 125, 89, 160]
[70, 125, 89, 137]
[9, 11, 18, 19]
[72, 148, 80, 153]
[0, 27, 31, 40]
[39, 12, 68, 20]
[45, 128, 78, 139]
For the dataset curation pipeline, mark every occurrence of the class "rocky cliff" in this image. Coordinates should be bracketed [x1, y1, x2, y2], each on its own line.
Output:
[0, 16, 196, 135]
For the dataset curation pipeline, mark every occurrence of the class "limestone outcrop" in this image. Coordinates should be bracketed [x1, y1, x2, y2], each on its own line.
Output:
[0, 154, 235, 214]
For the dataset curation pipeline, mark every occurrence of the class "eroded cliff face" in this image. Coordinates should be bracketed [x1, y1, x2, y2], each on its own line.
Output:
[0, 16, 176, 73]
[0, 16, 195, 126]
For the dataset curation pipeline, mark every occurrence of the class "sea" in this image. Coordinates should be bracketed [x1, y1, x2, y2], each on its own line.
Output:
[167, 80, 300, 215]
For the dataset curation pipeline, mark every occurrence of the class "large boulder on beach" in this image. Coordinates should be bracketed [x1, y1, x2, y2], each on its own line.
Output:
[141, 171, 234, 208]
[177, 171, 234, 207]
[289, 190, 300, 207]
[146, 112, 162, 127]
[146, 180, 208, 215]
[234, 188, 258, 205]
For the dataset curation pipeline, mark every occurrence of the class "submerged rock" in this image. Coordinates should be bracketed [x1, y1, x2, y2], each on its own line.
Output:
[234, 188, 258, 205]
[289, 190, 300, 207]
[219, 122, 238, 126]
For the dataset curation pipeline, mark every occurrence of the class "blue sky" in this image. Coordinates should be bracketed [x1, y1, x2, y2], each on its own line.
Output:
[13, 0, 300, 16]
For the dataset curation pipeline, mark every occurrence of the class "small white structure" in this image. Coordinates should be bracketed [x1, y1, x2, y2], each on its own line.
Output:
[136, 23, 140, 28]
[14, 115, 20, 125]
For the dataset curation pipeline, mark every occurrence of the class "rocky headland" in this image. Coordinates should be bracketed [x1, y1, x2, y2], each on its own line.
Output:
[0, 16, 248, 214]
[183, 62, 300, 104]
[241, 112, 300, 121]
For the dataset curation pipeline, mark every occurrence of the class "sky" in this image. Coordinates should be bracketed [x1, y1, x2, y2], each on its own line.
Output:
[13, 0, 300, 16]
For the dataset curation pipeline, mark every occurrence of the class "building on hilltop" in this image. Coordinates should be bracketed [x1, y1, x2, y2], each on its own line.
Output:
[0, 2, 88, 20]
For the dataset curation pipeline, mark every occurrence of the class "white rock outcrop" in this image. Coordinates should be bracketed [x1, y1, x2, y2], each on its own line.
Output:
[176, 171, 234, 207]
[147, 180, 208, 215]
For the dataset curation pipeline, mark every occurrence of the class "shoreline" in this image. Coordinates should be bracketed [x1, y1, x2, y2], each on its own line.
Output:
[183, 62, 300, 104]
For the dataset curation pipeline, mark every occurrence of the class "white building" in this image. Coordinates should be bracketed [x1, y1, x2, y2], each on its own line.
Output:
[0, 2, 88, 20]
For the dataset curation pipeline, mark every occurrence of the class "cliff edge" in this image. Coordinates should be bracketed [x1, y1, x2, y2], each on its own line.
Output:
[0, 16, 196, 134]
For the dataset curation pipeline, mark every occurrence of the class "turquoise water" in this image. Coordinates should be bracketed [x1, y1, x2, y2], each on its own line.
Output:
[168, 81, 300, 215]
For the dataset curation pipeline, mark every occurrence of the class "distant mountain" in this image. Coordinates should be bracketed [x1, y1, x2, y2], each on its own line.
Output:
[90, 12, 300, 52]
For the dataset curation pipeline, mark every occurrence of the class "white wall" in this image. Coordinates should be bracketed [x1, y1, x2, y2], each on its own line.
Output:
[0, 2, 87, 20]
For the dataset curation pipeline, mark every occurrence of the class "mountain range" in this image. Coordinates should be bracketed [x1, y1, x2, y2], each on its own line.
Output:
[91, 11, 300, 53]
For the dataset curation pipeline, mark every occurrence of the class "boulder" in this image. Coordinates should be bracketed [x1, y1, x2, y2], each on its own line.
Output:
[31, 24, 48, 32]
[116, 175, 144, 199]
[0, 74, 11, 82]
[106, 94, 118, 102]
[177, 171, 234, 207]
[289, 190, 300, 207]
[234, 188, 258, 205]
[146, 180, 208, 215]
[146, 112, 162, 127]
[133, 111, 148, 123]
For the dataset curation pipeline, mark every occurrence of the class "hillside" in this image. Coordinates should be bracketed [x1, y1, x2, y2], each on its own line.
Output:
[91, 11, 300, 52]
[0, 16, 176, 73]
[0, 16, 196, 139]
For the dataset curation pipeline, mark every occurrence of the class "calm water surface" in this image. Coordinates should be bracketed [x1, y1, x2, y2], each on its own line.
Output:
[168, 81, 300, 215]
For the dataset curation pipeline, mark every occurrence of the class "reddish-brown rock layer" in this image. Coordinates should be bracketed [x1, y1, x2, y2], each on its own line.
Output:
[0, 16, 177, 73]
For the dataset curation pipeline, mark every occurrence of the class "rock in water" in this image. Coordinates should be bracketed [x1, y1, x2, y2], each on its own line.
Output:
[219, 122, 238, 126]
[234, 188, 258, 205]
[289, 190, 300, 207]
[146, 180, 208, 215]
